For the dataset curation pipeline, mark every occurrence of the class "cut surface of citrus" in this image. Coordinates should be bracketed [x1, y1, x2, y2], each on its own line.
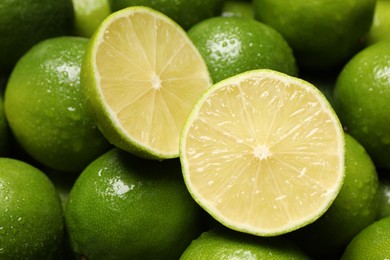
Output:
[81, 6, 211, 159]
[180, 69, 345, 236]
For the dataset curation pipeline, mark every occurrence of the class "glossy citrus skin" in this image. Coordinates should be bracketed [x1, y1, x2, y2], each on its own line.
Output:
[333, 40, 390, 169]
[65, 148, 205, 259]
[289, 134, 379, 259]
[221, 1, 254, 19]
[72, 0, 111, 37]
[376, 176, 390, 220]
[180, 228, 310, 259]
[188, 17, 297, 83]
[4, 37, 111, 173]
[367, 0, 390, 45]
[0, 0, 73, 75]
[341, 216, 390, 259]
[0, 158, 64, 259]
[0, 95, 9, 156]
[253, 0, 376, 71]
[108, 0, 225, 30]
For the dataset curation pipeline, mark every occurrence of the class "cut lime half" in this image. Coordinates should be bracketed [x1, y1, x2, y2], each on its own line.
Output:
[180, 69, 345, 236]
[81, 6, 211, 159]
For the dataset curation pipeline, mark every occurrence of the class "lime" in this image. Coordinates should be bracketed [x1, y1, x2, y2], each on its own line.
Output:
[4, 36, 111, 173]
[0, 76, 11, 157]
[81, 6, 211, 159]
[65, 148, 205, 259]
[180, 69, 345, 236]
[0, 94, 9, 156]
[72, 0, 111, 37]
[253, 0, 376, 71]
[367, 0, 390, 44]
[341, 216, 390, 259]
[108, 0, 224, 30]
[0, 158, 64, 259]
[333, 40, 390, 169]
[289, 134, 379, 259]
[376, 176, 390, 219]
[221, 1, 254, 19]
[180, 227, 310, 259]
[0, 0, 74, 75]
[188, 17, 298, 83]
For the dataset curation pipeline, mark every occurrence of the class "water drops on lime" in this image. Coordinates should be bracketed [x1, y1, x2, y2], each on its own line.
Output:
[341, 216, 390, 259]
[65, 148, 205, 259]
[289, 134, 379, 259]
[0, 158, 64, 259]
[4, 36, 111, 173]
[333, 40, 390, 169]
[187, 17, 297, 83]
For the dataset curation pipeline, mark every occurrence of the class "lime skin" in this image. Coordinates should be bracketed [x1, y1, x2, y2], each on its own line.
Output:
[65, 148, 206, 259]
[4, 36, 111, 173]
[188, 17, 298, 83]
[0, 158, 64, 259]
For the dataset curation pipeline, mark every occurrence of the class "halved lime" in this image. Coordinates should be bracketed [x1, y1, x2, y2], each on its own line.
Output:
[81, 6, 211, 159]
[180, 69, 345, 236]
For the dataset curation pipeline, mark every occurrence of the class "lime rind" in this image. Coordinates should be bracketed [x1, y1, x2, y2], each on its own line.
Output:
[180, 69, 345, 236]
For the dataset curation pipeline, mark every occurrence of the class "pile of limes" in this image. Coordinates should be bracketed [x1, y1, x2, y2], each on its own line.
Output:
[0, 0, 390, 259]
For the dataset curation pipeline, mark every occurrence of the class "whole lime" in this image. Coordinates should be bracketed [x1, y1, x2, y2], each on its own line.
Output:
[72, 0, 111, 37]
[108, 0, 225, 30]
[187, 17, 297, 83]
[4, 36, 111, 173]
[367, 0, 390, 45]
[253, 0, 376, 71]
[221, 1, 254, 19]
[333, 40, 390, 169]
[376, 176, 390, 219]
[289, 134, 379, 259]
[341, 216, 390, 259]
[0, 0, 74, 75]
[0, 94, 9, 156]
[180, 227, 310, 259]
[65, 148, 205, 259]
[0, 158, 64, 259]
